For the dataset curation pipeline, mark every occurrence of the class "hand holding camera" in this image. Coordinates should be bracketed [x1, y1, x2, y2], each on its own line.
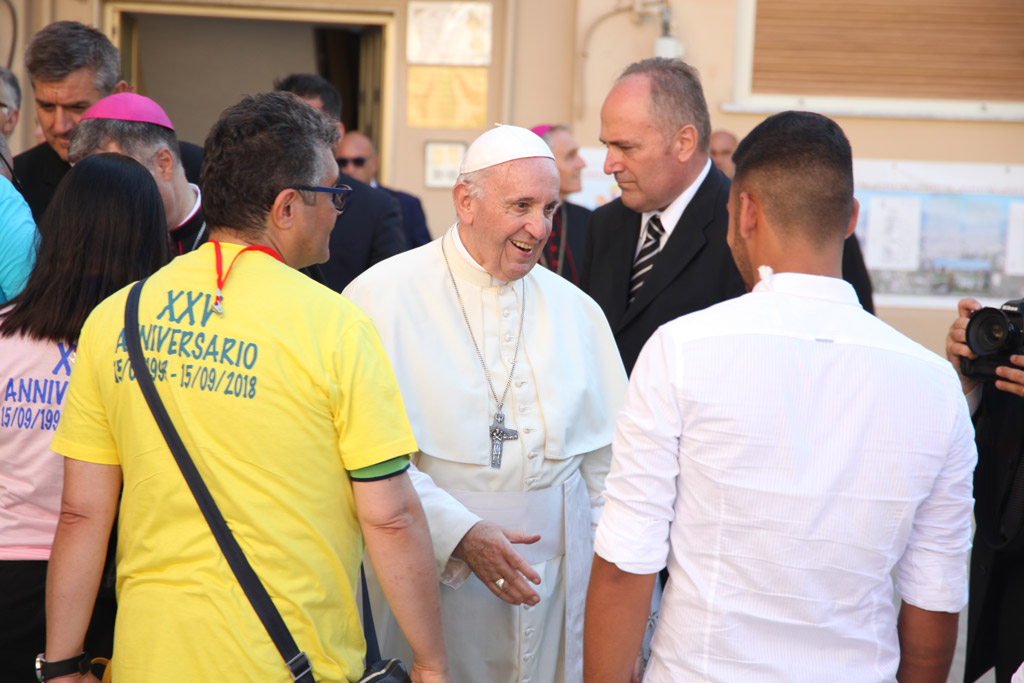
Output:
[947, 297, 1024, 398]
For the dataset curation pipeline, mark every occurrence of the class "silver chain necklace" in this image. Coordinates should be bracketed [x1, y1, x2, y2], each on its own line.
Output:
[192, 221, 207, 252]
[441, 236, 523, 468]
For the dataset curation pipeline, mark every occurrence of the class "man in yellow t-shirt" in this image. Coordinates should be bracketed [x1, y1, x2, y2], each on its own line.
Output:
[40, 93, 450, 683]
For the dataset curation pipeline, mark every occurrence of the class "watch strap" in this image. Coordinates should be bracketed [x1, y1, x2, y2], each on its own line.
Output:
[36, 652, 89, 681]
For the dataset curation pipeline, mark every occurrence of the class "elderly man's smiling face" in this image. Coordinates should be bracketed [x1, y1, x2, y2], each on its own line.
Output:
[455, 156, 560, 282]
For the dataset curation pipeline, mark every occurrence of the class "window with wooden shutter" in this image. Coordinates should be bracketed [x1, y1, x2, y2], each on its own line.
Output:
[726, 0, 1024, 121]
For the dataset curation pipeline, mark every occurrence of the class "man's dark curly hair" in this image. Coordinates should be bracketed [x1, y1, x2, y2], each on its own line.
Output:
[200, 91, 340, 233]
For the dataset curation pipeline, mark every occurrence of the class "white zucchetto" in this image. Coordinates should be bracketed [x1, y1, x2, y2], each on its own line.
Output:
[459, 124, 556, 174]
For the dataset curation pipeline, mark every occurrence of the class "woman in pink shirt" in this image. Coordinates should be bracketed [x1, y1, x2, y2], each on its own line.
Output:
[0, 152, 168, 680]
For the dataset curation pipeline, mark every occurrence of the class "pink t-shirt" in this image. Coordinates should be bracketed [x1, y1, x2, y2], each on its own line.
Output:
[0, 317, 75, 560]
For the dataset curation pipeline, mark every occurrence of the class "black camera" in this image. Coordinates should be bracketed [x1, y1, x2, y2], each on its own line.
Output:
[962, 299, 1024, 381]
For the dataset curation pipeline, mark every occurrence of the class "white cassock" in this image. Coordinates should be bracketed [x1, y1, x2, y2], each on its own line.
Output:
[344, 226, 626, 683]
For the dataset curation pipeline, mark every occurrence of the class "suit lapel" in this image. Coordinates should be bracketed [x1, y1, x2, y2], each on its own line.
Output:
[607, 204, 642, 330]
[619, 168, 726, 328]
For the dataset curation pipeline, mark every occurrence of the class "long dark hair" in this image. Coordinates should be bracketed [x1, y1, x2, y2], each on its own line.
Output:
[0, 152, 168, 344]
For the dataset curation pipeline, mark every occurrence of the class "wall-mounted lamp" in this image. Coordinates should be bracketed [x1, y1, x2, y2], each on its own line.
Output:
[575, 0, 683, 119]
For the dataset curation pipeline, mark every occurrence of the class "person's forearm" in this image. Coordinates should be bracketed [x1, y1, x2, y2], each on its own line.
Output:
[896, 602, 958, 683]
[358, 478, 449, 674]
[584, 555, 656, 683]
[46, 506, 115, 660]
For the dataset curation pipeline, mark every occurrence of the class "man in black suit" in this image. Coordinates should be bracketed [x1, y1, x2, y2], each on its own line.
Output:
[947, 298, 1024, 683]
[581, 58, 746, 375]
[274, 74, 406, 292]
[13, 21, 202, 223]
[533, 124, 588, 285]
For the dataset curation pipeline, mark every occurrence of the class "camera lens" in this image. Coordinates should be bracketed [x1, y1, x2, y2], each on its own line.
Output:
[966, 308, 1012, 355]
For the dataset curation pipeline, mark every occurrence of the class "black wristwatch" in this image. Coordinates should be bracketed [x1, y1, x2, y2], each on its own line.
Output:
[35, 652, 90, 681]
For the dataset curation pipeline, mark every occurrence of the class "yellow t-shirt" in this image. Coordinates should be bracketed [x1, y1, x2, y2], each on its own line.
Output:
[51, 242, 418, 682]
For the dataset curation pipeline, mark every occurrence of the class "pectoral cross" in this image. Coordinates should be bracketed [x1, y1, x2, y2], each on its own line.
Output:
[489, 410, 518, 469]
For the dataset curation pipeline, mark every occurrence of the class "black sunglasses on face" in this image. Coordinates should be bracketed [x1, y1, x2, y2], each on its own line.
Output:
[292, 183, 353, 213]
[336, 156, 367, 168]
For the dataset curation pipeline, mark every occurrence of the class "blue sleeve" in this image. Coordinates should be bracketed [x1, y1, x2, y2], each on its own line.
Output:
[0, 176, 38, 303]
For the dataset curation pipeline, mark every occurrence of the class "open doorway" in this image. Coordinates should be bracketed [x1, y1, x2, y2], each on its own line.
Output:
[107, 5, 394, 174]
[316, 25, 384, 143]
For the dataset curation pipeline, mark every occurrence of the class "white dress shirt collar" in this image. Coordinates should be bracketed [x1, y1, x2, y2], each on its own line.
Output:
[172, 183, 202, 231]
[752, 265, 861, 306]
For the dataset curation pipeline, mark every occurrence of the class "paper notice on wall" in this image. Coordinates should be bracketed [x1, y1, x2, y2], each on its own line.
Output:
[864, 196, 922, 271]
[425, 141, 466, 188]
[1005, 202, 1024, 276]
[407, 2, 492, 65]
[407, 65, 487, 129]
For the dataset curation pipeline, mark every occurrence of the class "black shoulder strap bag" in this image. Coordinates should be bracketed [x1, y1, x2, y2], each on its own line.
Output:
[124, 279, 411, 683]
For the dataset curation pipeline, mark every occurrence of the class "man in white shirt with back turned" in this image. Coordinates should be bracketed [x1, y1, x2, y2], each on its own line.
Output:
[585, 111, 977, 683]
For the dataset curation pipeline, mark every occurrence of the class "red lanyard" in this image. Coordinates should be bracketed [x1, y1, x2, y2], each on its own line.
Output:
[209, 240, 284, 314]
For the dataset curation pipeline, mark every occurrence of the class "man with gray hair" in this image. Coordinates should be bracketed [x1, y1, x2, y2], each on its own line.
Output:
[70, 93, 206, 255]
[13, 21, 127, 221]
[14, 21, 202, 222]
[582, 57, 745, 376]
[530, 123, 588, 285]
[345, 124, 626, 682]
[0, 67, 21, 138]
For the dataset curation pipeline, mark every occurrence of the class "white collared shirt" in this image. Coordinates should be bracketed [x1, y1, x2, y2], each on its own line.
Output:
[596, 269, 977, 682]
[635, 158, 712, 259]
[171, 183, 202, 231]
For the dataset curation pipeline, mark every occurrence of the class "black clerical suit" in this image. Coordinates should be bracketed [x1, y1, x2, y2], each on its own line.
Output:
[540, 201, 590, 286]
[581, 164, 746, 375]
[964, 386, 1024, 683]
[843, 232, 874, 314]
[318, 172, 406, 293]
[14, 140, 204, 223]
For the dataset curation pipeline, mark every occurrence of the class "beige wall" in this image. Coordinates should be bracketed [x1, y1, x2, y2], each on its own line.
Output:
[572, 0, 1024, 163]
[5, 0, 1020, 353]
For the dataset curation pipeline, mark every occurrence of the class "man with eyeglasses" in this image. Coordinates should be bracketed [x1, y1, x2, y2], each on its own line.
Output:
[274, 73, 408, 292]
[0, 67, 21, 139]
[13, 21, 204, 223]
[43, 91, 450, 683]
[338, 131, 432, 248]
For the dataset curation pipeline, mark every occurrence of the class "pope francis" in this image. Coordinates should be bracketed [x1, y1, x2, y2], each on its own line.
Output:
[344, 125, 626, 682]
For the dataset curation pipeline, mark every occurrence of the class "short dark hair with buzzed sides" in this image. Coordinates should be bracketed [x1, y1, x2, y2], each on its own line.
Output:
[732, 110, 854, 246]
[25, 21, 121, 95]
[619, 57, 711, 153]
[200, 91, 340, 234]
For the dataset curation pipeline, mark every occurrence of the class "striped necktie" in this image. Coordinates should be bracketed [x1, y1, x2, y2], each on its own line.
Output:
[628, 214, 664, 304]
